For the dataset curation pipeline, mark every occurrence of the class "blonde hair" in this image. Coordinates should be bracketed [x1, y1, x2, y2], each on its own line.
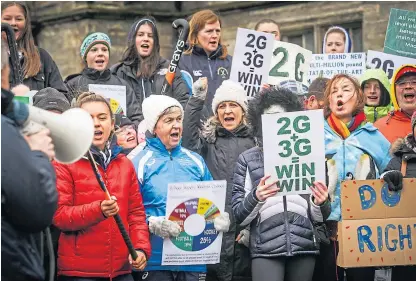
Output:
[184, 9, 228, 59]
[323, 74, 365, 118]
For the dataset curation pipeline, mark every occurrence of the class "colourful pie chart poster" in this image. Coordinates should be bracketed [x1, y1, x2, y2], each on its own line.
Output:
[162, 181, 226, 266]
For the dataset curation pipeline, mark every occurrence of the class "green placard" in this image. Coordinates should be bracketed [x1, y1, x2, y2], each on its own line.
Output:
[14, 96, 30, 104]
[383, 8, 416, 59]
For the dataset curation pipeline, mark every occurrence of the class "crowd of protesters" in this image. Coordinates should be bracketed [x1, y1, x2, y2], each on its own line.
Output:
[1, 2, 416, 281]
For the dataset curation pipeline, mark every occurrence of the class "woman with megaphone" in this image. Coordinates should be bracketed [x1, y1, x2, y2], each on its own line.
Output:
[52, 92, 151, 281]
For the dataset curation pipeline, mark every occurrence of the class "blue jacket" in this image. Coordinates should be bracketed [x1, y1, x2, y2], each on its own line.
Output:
[324, 121, 391, 221]
[130, 137, 213, 272]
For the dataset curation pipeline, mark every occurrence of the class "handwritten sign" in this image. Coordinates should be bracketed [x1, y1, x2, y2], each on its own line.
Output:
[308, 53, 365, 84]
[384, 8, 416, 59]
[88, 84, 127, 115]
[267, 41, 312, 92]
[230, 28, 274, 98]
[337, 179, 416, 268]
[366, 50, 416, 81]
[162, 181, 226, 265]
[262, 110, 325, 195]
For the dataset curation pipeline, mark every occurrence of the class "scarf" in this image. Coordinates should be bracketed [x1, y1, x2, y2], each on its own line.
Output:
[327, 111, 367, 139]
[89, 134, 121, 170]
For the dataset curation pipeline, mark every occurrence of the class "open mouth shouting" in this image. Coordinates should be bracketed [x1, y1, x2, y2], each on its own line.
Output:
[336, 100, 344, 110]
[224, 116, 235, 124]
[170, 131, 180, 142]
[403, 93, 415, 103]
[94, 130, 103, 139]
[140, 43, 151, 54]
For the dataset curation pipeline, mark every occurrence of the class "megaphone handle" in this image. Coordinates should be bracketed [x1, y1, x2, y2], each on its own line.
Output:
[87, 150, 139, 261]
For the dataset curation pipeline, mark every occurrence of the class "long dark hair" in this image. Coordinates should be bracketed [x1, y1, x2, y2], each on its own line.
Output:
[1, 2, 41, 78]
[120, 16, 160, 78]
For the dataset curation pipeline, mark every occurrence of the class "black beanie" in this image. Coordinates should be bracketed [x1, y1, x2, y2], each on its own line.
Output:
[33, 87, 70, 113]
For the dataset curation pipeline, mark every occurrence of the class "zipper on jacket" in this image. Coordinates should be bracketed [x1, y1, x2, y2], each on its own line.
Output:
[168, 151, 173, 160]
[141, 78, 146, 101]
[207, 58, 213, 79]
[283, 196, 292, 256]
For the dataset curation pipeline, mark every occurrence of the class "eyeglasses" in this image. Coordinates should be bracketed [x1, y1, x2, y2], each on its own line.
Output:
[395, 80, 416, 89]
[115, 125, 135, 135]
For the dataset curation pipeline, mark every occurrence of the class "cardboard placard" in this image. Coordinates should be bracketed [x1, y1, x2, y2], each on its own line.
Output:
[384, 8, 416, 59]
[338, 179, 416, 268]
[267, 41, 312, 93]
[230, 28, 274, 98]
[367, 50, 416, 81]
[262, 110, 325, 195]
[308, 53, 365, 84]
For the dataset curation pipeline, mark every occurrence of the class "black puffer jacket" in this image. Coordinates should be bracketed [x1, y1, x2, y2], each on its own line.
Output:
[111, 57, 189, 109]
[384, 135, 416, 177]
[9, 47, 67, 93]
[65, 68, 142, 124]
[183, 95, 255, 281]
[232, 146, 331, 258]
[179, 45, 232, 117]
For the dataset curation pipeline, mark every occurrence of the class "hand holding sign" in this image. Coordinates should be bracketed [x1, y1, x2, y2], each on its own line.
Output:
[255, 175, 279, 201]
[310, 181, 329, 205]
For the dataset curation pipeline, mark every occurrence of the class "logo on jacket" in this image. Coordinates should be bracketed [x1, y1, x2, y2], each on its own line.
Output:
[217, 67, 228, 79]
[193, 70, 202, 76]
[142, 272, 149, 279]
[157, 68, 168, 75]
[146, 158, 156, 167]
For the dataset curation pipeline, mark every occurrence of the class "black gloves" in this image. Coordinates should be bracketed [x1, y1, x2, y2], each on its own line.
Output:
[382, 170, 403, 192]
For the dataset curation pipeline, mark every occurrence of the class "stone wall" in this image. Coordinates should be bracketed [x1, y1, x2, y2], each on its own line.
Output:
[28, 1, 416, 79]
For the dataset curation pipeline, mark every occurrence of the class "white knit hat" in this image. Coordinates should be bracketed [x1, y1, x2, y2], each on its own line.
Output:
[212, 80, 248, 114]
[142, 95, 184, 134]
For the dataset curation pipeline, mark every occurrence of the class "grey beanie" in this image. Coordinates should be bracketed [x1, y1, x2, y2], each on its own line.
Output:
[33, 87, 70, 113]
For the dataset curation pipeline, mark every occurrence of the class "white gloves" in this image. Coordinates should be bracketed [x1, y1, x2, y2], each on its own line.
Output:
[214, 212, 230, 233]
[148, 216, 181, 238]
[237, 228, 250, 247]
[192, 77, 208, 100]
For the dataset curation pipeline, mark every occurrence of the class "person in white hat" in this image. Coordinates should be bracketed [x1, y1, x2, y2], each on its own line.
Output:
[130, 94, 230, 281]
[183, 78, 255, 281]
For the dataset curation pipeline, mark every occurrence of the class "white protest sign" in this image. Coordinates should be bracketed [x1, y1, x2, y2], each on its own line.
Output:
[308, 53, 365, 84]
[262, 110, 325, 196]
[88, 84, 127, 115]
[366, 50, 416, 81]
[162, 180, 226, 265]
[230, 28, 274, 98]
[268, 41, 312, 91]
[14, 90, 37, 105]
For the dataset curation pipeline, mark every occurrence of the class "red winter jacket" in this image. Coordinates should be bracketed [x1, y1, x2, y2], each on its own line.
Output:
[53, 154, 151, 278]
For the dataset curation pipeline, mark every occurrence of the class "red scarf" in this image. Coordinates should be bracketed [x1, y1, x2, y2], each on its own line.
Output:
[327, 112, 367, 139]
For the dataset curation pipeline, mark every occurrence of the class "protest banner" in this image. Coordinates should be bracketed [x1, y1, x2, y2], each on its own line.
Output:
[337, 179, 416, 268]
[308, 53, 365, 84]
[230, 28, 274, 98]
[367, 50, 416, 81]
[268, 41, 312, 93]
[384, 8, 416, 59]
[88, 84, 127, 115]
[262, 110, 325, 195]
[162, 180, 226, 265]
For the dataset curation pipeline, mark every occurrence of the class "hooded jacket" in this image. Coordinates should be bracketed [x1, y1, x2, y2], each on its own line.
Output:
[183, 95, 255, 281]
[325, 121, 391, 221]
[111, 57, 189, 110]
[130, 136, 213, 273]
[322, 26, 352, 54]
[374, 64, 416, 143]
[65, 68, 143, 124]
[9, 47, 67, 93]
[179, 45, 232, 117]
[360, 68, 393, 123]
[384, 134, 416, 177]
[52, 140, 151, 278]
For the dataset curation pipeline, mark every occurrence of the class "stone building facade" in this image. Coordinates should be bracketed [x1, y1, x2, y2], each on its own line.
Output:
[26, 1, 416, 79]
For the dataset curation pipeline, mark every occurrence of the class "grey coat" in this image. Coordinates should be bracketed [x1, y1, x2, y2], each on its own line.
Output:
[183, 95, 255, 281]
[232, 146, 331, 258]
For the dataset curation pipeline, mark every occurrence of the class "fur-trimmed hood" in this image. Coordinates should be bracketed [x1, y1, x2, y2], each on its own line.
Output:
[201, 116, 252, 144]
[390, 134, 416, 156]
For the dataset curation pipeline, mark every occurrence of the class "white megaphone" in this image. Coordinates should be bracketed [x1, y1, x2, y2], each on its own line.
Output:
[21, 106, 94, 164]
